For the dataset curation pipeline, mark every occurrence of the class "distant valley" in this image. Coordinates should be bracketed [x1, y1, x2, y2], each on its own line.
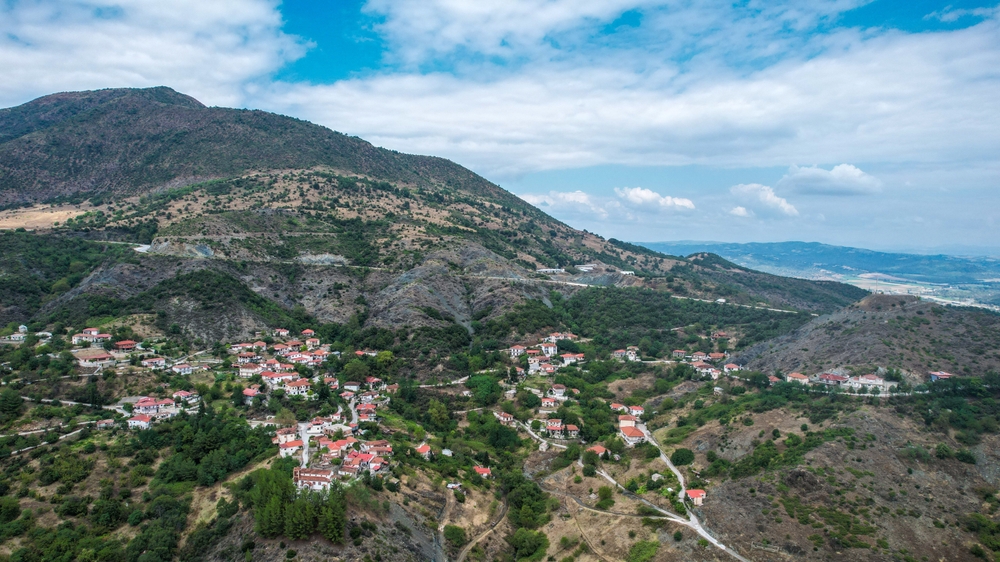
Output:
[639, 240, 1000, 310]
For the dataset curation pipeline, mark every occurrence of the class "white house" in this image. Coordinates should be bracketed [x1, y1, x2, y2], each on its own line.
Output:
[509, 345, 526, 358]
[279, 440, 303, 458]
[293, 467, 335, 491]
[539, 343, 557, 357]
[171, 364, 194, 375]
[127, 414, 152, 430]
[142, 357, 166, 370]
[620, 426, 645, 446]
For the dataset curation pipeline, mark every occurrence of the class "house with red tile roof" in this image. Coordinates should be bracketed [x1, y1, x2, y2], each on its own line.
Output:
[415, 443, 431, 459]
[293, 467, 334, 491]
[127, 414, 152, 430]
[686, 489, 706, 506]
[473, 466, 492, 478]
[279, 440, 304, 458]
[786, 372, 809, 384]
[620, 426, 645, 446]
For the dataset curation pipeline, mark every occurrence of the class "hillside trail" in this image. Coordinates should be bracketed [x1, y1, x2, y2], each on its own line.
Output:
[518, 419, 750, 562]
[455, 499, 508, 562]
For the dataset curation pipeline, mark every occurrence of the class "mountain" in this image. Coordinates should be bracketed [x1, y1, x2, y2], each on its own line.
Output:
[640, 240, 1000, 285]
[0, 87, 868, 339]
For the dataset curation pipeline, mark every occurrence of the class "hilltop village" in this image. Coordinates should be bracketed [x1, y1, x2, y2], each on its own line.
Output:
[4, 319, 942, 501]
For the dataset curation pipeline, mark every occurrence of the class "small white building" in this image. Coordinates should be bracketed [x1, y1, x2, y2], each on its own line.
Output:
[127, 415, 152, 430]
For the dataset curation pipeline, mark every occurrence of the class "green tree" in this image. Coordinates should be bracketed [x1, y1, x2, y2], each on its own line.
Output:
[257, 496, 285, 538]
[318, 498, 346, 544]
[670, 448, 695, 466]
[284, 496, 315, 540]
[444, 525, 467, 547]
[0, 388, 23, 421]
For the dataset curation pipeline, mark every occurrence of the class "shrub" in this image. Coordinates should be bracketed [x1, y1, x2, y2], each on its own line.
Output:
[673, 530, 683, 541]
[956, 450, 977, 464]
[670, 449, 694, 466]
[444, 525, 467, 547]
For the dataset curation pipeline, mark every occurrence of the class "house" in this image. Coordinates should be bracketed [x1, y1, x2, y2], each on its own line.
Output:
[550, 384, 567, 397]
[559, 353, 579, 366]
[709, 352, 727, 361]
[279, 440, 304, 458]
[628, 405, 645, 417]
[540, 397, 557, 409]
[611, 349, 627, 360]
[620, 426, 645, 446]
[141, 357, 166, 370]
[272, 344, 289, 355]
[848, 374, 898, 392]
[284, 378, 314, 398]
[495, 411, 516, 426]
[293, 467, 334, 491]
[274, 328, 290, 337]
[930, 371, 957, 382]
[96, 419, 116, 430]
[340, 391, 355, 400]
[714, 386, 724, 395]
[262, 371, 298, 387]
[239, 363, 262, 377]
[305, 337, 321, 349]
[473, 466, 492, 479]
[172, 390, 199, 404]
[243, 387, 262, 405]
[343, 382, 362, 392]
[625, 346, 640, 362]
[618, 414, 636, 428]
[509, 345, 526, 358]
[114, 340, 138, 351]
[587, 445, 607, 457]
[565, 424, 579, 438]
[691, 352, 708, 362]
[171, 364, 193, 375]
[723, 363, 741, 373]
[768, 375, 781, 385]
[610, 403, 628, 412]
[686, 489, 706, 506]
[539, 343, 557, 357]
[134, 396, 174, 415]
[711, 331, 727, 340]
[82, 328, 101, 336]
[301, 329, 315, 336]
[128, 414, 152, 430]
[708, 368, 722, 380]
[541, 364, 556, 375]
[365, 376, 385, 390]
[77, 353, 115, 368]
[672, 350, 686, 359]
[817, 373, 848, 386]
[786, 372, 809, 384]
[415, 443, 432, 459]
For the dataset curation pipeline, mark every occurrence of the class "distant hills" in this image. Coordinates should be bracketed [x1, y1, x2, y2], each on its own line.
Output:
[639, 240, 1000, 287]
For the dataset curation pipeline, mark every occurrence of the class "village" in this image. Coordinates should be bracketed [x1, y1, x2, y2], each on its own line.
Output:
[15, 319, 943, 503]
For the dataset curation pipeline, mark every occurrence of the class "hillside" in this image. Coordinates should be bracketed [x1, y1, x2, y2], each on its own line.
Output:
[0, 87, 868, 337]
[736, 293, 1000, 377]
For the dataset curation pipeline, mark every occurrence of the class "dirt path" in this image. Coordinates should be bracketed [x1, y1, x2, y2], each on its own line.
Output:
[455, 499, 508, 562]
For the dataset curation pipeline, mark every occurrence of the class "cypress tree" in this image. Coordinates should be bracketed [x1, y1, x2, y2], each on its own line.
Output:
[318, 499, 346, 544]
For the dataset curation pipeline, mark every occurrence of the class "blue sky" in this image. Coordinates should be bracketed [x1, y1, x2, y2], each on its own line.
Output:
[1, 0, 999, 253]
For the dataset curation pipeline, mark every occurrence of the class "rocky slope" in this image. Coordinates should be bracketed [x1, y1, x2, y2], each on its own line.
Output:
[735, 293, 1000, 377]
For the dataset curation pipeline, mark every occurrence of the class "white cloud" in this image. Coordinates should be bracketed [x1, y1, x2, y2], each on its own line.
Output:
[730, 183, 799, 217]
[518, 190, 612, 219]
[0, 0, 306, 108]
[776, 164, 882, 196]
[613, 187, 695, 210]
[925, 6, 998, 23]
[729, 206, 752, 217]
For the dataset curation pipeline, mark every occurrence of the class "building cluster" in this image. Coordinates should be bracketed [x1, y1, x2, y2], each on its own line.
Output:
[610, 346, 641, 362]
[610, 402, 646, 447]
[126, 390, 201, 429]
[671, 349, 737, 380]
[776, 371, 899, 392]
[509, 333, 585, 376]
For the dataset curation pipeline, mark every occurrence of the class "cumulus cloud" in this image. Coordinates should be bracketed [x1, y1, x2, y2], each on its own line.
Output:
[613, 187, 695, 210]
[729, 206, 752, 217]
[730, 184, 798, 217]
[776, 164, 882, 196]
[518, 190, 612, 219]
[0, 0, 306, 108]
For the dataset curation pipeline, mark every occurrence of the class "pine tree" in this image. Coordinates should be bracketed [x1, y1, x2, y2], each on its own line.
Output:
[284, 497, 315, 540]
[257, 496, 284, 538]
[318, 499, 346, 544]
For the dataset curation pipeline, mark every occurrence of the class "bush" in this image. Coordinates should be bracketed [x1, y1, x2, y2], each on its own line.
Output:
[673, 530, 683, 541]
[670, 449, 694, 466]
[956, 450, 977, 464]
[582, 465, 596, 477]
[626, 540, 660, 562]
[444, 525, 467, 547]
